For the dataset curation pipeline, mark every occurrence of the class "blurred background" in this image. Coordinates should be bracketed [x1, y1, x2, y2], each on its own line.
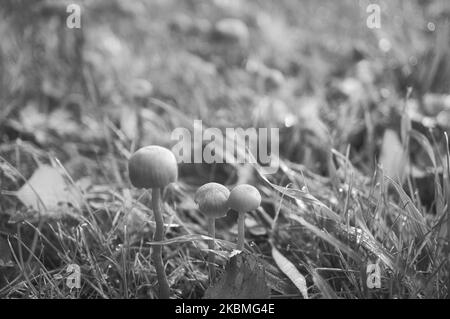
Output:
[1, 0, 449, 171]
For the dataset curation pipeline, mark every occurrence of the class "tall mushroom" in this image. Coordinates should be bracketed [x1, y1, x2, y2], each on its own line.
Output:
[194, 183, 230, 282]
[128, 145, 178, 299]
[227, 184, 261, 251]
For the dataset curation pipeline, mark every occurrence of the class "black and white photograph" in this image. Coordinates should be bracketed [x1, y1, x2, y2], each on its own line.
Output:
[0, 0, 449, 306]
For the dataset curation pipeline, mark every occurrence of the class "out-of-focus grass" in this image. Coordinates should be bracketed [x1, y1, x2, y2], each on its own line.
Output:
[0, 0, 449, 298]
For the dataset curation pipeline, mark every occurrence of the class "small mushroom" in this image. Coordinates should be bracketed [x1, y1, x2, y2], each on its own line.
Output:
[128, 145, 178, 299]
[212, 18, 249, 46]
[227, 184, 261, 251]
[195, 183, 230, 282]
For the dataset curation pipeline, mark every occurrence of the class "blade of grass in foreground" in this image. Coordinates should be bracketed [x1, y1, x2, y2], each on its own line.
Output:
[271, 245, 309, 299]
[288, 214, 362, 262]
[250, 158, 341, 222]
[306, 264, 339, 299]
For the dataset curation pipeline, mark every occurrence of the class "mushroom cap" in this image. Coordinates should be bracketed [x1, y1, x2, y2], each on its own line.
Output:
[227, 184, 261, 213]
[214, 18, 249, 45]
[194, 183, 230, 218]
[128, 145, 178, 189]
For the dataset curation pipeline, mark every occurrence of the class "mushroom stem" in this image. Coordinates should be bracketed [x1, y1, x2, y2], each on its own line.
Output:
[237, 211, 246, 251]
[207, 216, 216, 282]
[151, 188, 170, 299]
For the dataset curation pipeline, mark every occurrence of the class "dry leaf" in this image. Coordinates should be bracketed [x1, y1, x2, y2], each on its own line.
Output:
[16, 165, 84, 215]
[204, 252, 270, 299]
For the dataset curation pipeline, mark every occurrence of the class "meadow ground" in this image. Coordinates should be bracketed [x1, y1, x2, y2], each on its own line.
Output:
[0, 0, 449, 299]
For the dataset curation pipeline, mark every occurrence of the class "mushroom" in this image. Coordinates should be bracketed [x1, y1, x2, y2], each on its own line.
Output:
[194, 183, 230, 282]
[213, 18, 249, 46]
[227, 184, 261, 251]
[128, 145, 178, 299]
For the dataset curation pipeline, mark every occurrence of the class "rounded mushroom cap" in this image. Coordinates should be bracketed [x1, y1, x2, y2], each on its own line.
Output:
[227, 184, 261, 213]
[128, 145, 178, 189]
[194, 183, 230, 218]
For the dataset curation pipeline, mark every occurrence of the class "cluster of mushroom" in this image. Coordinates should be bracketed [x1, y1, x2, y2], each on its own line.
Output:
[128, 145, 262, 299]
[194, 182, 261, 282]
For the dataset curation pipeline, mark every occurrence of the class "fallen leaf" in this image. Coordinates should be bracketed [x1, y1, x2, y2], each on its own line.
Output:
[16, 165, 84, 215]
[204, 252, 270, 299]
